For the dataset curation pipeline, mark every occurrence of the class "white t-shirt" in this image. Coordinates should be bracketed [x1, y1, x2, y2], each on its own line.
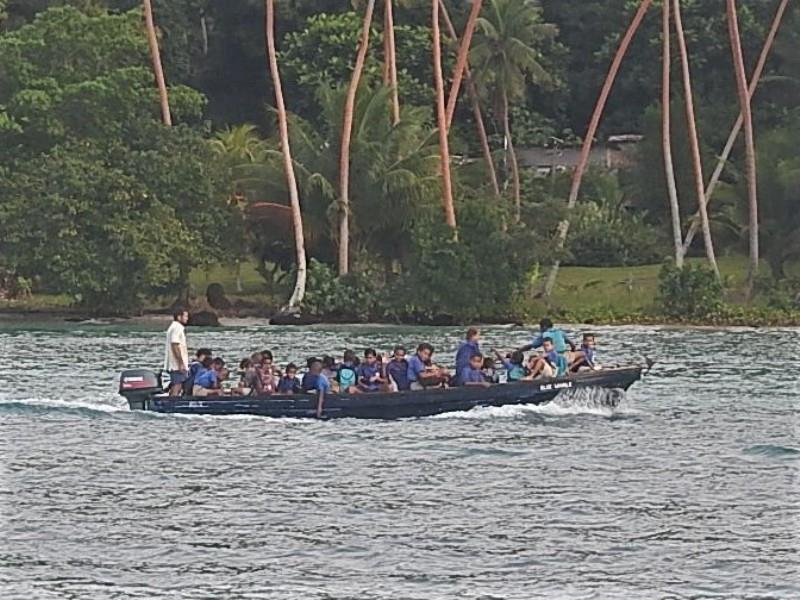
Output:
[164, 320, 188, 372]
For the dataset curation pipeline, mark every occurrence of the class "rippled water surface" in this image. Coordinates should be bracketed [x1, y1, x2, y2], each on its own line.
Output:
[1, 322, 798, 599]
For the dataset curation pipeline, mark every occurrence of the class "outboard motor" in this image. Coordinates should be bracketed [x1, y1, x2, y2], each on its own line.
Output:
[119, 369, 162, 410]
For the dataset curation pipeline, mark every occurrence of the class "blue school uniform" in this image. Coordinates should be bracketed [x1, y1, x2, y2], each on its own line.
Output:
[277, 375, 301, 393]
[194, 368, 218, 389]
[407, 354, 427, 383]
[544, 350, 568, 377]
[357, 363, 381, 391]
[502, 360, 529, 381]
[387, 359, 410, 390]
[532, 328, 573, 354]
[580, 345, 596, 368]
[460, 366, 486, 385]
[454, 340, 480, 383]
[302, 373, 331, 393]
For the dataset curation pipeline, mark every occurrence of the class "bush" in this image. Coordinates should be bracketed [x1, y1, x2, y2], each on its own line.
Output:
[301, 259, 383, 321]
[657, 262, 724, 319]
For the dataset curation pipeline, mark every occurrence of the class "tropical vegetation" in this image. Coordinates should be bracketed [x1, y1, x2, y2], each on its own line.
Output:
[0, 0, 797, 322]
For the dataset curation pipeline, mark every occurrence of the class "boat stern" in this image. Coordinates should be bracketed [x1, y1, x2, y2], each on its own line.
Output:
[119, 369, 162, 410]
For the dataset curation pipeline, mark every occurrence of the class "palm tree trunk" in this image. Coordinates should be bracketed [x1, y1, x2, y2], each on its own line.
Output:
[433, 0, 457, 229]
[501, 90, 521, 221]
[682, 0, 789, 254]
[143, 0, 172, 126]
[543, 0, 653, 298]
[339, 0, 376, 275]
[445, 0, 482, 129]
[265, 0, 307, 308]
[439, 1, 501, 199]
[726, 0, 759, 298]
[672, 0, 720, 279]
[383, 0, 400, 125]
[661, 0, 683, 268]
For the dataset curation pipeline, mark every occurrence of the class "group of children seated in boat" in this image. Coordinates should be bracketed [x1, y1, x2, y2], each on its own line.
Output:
[184, 319, 600, 397]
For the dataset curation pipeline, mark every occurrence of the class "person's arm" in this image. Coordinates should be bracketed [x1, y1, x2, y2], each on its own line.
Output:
[564, 335, 577, 352]
[171, 343, 187, 372]
[518, 338, 540, 353]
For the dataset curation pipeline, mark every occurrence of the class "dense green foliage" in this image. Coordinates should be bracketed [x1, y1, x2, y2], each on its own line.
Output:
[657, 262, 724, 320]
[0, 0, 797, 319]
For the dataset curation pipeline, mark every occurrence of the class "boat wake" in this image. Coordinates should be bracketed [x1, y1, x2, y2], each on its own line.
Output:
[0, 395, 130, 418]
[432, 386, 636, 421]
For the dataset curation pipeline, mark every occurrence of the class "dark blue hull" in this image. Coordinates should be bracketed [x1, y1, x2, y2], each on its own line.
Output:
[123, 367, 642, 420]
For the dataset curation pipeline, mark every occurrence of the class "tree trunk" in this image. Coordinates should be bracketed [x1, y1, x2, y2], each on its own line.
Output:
[445, 0, 482, 129]
[439, 2, 501, 199]
[501, 90, 521, 221]
[661, 0, 683, 268]
[339, 0, 376, 275]
[142, 0, 172, 126]
[673, 0, 720, 279]
[543, 0, 653, 298]
[682, 0, 789, 254]
[728, 0, 759, 299]
[433, 0, 457, 229]
[383, 0, 400, 125]
[265, 0, 307, 308]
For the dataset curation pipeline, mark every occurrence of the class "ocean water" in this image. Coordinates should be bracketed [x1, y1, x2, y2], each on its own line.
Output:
[0, 322, 797, 599]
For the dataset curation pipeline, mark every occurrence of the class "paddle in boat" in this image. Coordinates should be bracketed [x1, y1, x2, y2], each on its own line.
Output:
[118, 365, 645, 420]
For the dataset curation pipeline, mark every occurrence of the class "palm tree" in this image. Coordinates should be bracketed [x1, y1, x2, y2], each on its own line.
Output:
[339, 0, 377, 275]
[672, 0, 720, 279]
[433, 0, 457, 229]
[471, 0, 556, 220]
[439, 1, 501, 199]
[682, 0, 790, 254]
[383, 0, 400, 124]
[727, 0, 759, 297]
[265, 0, 307, 309]
[661, 0, 683, 268]
[142, 0, 171, 126]
[543, 0, 652, 298]
[445, 0, 483, 128]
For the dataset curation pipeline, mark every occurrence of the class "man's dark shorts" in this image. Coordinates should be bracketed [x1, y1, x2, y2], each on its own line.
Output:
[169, 370, 188, 386]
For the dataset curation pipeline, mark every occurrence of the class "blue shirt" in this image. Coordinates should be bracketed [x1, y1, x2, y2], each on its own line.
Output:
[544, 350, 569, 377]
[532, 328, 573, 354]
[454, 341, 480, 382]
[581, 345, 596, 367]
[460, 366, 485, 385]
[387, 359, 410, 391]
[276, 375, 301, 393]
[502, 360, 529, 381]
[194, 369, 218, 389]
[407, 355, 427, 382]
[357, 363, 381, 391]
[302, 373, 331, 393]
[336, 363, 358, 389]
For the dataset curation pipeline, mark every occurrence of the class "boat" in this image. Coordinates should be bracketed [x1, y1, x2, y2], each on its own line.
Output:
[118, 365, 643, 420]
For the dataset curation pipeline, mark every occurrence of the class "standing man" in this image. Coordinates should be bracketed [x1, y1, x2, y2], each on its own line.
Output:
[165, 308, 189, 396]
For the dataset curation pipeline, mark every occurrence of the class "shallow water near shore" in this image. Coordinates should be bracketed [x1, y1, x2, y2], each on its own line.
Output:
[1, 322, 798, 599]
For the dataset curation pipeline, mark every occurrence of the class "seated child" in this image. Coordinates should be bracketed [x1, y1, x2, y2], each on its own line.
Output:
[193, 357, 225, 396]
[481, 356, 499, 384]
[495, 350, 530, 382]
[407, 343, 450, 390]
[529, 338, 569, 379]
[184, 349, 212, 394]
[570, 333, 601, 372]
[386, 346, 410, 391]
[357, 348, 387, 392]
[460, 353, 491, 387]
[336, 350, 360, 394]
[302, 357, 332, 394]
[277, 363, 302, 394]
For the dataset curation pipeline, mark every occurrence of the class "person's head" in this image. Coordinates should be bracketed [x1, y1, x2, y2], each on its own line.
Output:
[466, 327, 480, 342]
[542, 337, 554, 352]
[250, 352, 263, 366]
[583, 333, 596, 349]
[173, 307, 189, 325]
[322, 355, 335, 369]
[201, 355, 213, 369]
[417, 342, 434, 362]
[510, 350, 525, 365]
[469, 353, 483, 370]
[308, 358, 323, 375]
[211, 357, 225, 371]
[482, 357, 494, 370]
[239, 358, 252, 371]
[364, 348, 377, 365]
[539, 317, 553, 332]
[393, 345, 407, 360]
[219, 367, 230, 382]
[343, 350, 357, 365]
[196, 348, 212, 361]
[286, 363, 298, 378]
[260, 350, 274, 367]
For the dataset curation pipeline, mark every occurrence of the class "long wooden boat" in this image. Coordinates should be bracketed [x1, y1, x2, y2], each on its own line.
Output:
[118, 366, 642, 420]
